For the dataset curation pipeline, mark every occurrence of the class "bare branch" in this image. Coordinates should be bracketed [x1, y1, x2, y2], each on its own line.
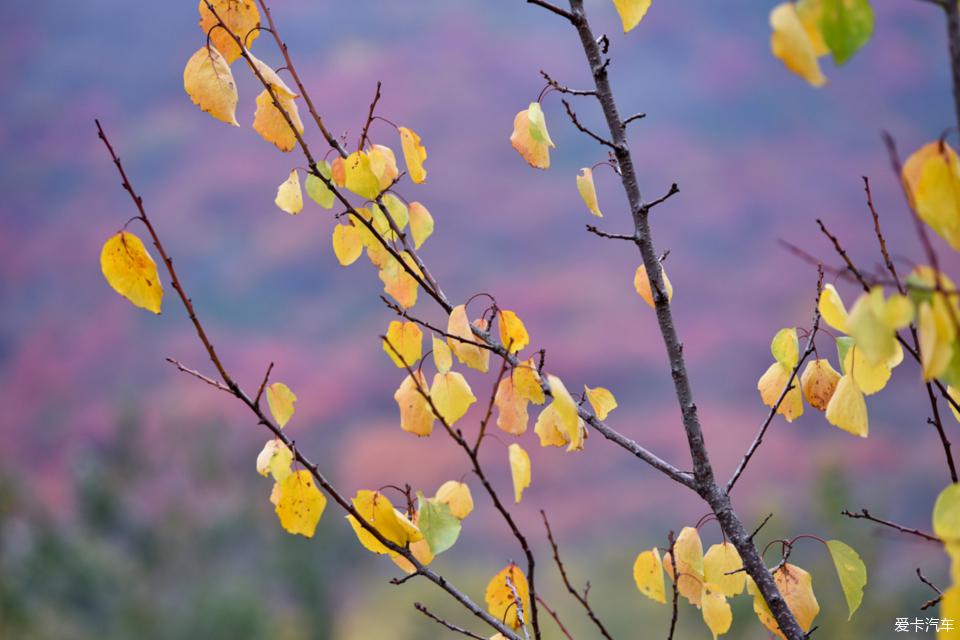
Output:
[526, 0, 577, 22]
[541, 510, 615, 640]
[841, 509, 941, 543]
[415, 603, 487, 640]
[165, 358, 232, 394]
[536, 595, 576, 640]
[561, 98, 615, 148]
[540, 70, 596, 96]
[585, 225, 636, 241]
[667, 530, 679, 640]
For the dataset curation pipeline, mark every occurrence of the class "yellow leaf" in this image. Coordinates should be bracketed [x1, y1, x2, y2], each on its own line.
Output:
[379, 253, 420, 309]
[198, 0, 260, 64]
[534, 404, 569, 448]
[266, 382, 297, 428]
[100, 231, 164, 314]
[757, 362, 803, 422]
[255, 438, 293, 483]
[434, 481, 474, 519]
[332, 223, 363, 266]
[847, 287, 913, 366]
[613, 0, 652, 32]
[433, 336, 453, 374]
[771, 327, 799, 369]
[448, 304, 489, 372]
[633, 548, 666, 603]
[818, 284, 849, 333]
[795, 0, 829, 56]
[663, 526, 705, 607]
[485, 563, 531, 630]
[306, 161, 335, 209]
[346, 490, 422, 555]
[253, 89, 304, 153]
[183, 46, 239, 126]
[903, 142, 960, 251]
[949, 386, 960, 423]
[275, 470, 326, 538]
[634, 263, 673, 309]
[701, 583, 732, 639]
[940, 586, 960, 639]
[825, 374, 868, 437]
[919, 297, 956, 381]
[243, 49, 296, 98]
[499, 310, 530, 354]
[495, 376, 530, 436]
[339, 151, 381, 200]
[576, 167, 603, 217]
[584, 385, 617, 420]
[770, 2, 827, 87]
[383, 321, 423, 369]
[431, 371, 477, 425]
[773, 564, 820, 635]
[510, 105, 552, 169]
[842, 344, 893, 395]
[394, 371, 435, 437]
[368, 145, 399, 192]
[547, 374, 583, 451]
[508, 443, 531, 503]
[398, 126, 428, 184]
[800, 358, 841, 411]
[391, 508, 435, 574]
[703, 542, 746, 598]
[275, 169, 303, 214]
[408, 202, 434, 249]
[514, 359, 546, 405]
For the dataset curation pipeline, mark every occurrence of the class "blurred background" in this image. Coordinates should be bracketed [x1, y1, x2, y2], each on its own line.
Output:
[2, 0, 959, 637]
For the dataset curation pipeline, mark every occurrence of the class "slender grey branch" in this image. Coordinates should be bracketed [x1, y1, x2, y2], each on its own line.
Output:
[415, 603, 487, 640]
[561, 98, 615, 148]
[540, 69, 597, 96]
[622, 112, 646, 126]
[527, 0, 576, 21]
[560, 1, 808, 636]
[585, 225, 636, 241]
[841, 509, 941, 543]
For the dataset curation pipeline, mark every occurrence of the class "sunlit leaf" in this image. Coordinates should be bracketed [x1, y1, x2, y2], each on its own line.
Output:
[266, 382, 297, 428]
[183, 45, 238, 126]
[508, 443, 531, 503]
[100, 231, 163, 314]
[275, 470, 326, 538]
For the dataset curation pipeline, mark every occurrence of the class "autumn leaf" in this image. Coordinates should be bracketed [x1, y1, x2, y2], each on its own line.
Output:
[266, 382, 297, 428]
[495, 376, 530, 436]
[485, 563, 531, 630]
[408, 202, 434, 249]
[101, 231, 164, 314]
[585, 385, 617, 421]
[819, 284, 849, 333]
[514, 359, 546, 405]
[546, 374, 583, 452]
[198, 0, 260, 64]
[183, 45, 238, 126]
[510, 103, 553, 169]
[394, 371, 435, 437]
[576, 167, 603, 217]
[499, 310, 530, 354]
[332, 223, 363, 266]
[903, 142, 960, 251]
[663, 527, 705, 606]
[431, 371, 477, 425]
[256, 438, 293, 483]
[253, 89, 304, 152]
[398, 126, 427, 184]
[701, 583, 732, 639]
[634, 262, 673, 308]
[383, 320, 423, 369]
[612, 0, 652, 33]
[448, 305, 489, 372]
[749, 564, 820, 637]
[434, 481, 474, 520]
[825, 374, 868, 437]
[703, 542, 746, 598]
[508, 443, 531, 503]
[800, 359, 841, 411]
[379, 252, 421, 309]
[770, 2, 827, 87]
[368, 144, 399, 191]
[275, 470, 326, 538]
[846, 287, 913, 366]
[633, 548, 666, 603]
[346, 490, 422, 555]
[275, 169, 303, 214]
[243, 49, 297, 98]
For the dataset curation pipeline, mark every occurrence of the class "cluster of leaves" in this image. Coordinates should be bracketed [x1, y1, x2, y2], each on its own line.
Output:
[632, 525, 865, 639]
[769, 0, 875, 87]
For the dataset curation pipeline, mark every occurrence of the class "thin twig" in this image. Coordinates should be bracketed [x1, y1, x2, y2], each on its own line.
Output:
[165, 357, 232, 393]
[666, 530, 679, 640]
[541, 511, 615, 640]
[536, 595, 575, 640]
[414, 603, 487, 640]
[840, 509, 941, 543]
[561, 99, 615, 148]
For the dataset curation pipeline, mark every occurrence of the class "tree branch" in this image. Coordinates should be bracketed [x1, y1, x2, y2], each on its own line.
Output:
[840, 509, 941, 543]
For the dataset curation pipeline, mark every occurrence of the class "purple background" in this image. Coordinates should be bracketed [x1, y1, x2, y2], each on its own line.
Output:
[2, 0, 959, 637]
